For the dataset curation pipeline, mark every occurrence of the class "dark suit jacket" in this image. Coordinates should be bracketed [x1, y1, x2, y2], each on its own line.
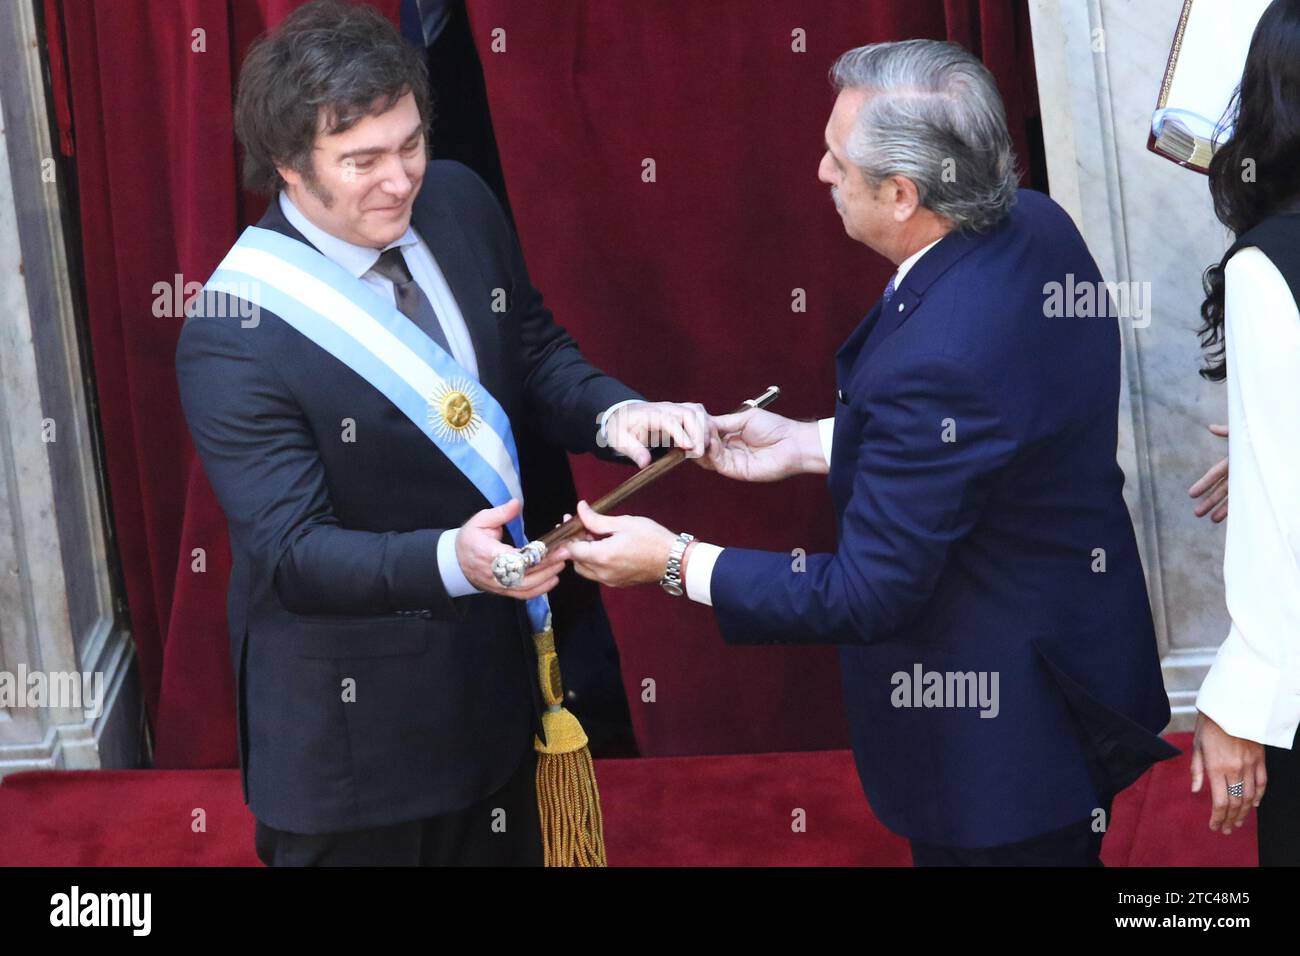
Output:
[709, 189, 1177, 848]
[175, 160, 641, 834]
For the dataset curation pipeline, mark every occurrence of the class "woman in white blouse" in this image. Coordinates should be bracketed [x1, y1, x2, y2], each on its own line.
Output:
[1187, 0, 1300, 866]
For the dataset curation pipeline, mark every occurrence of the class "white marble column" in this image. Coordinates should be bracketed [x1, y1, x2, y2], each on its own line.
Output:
[0, 0, 140, 774]
[1029, 0, 1236, 730]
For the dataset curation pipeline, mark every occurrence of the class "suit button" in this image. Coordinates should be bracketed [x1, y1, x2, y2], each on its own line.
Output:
[836, 388, 847, 403]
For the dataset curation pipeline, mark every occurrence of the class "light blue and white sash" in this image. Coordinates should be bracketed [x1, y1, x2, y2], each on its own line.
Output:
[203, 225, 550, 633]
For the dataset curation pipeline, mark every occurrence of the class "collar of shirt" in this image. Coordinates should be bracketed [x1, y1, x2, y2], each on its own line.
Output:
[892, 235, 944, 290]
[277, 190, 419, 278]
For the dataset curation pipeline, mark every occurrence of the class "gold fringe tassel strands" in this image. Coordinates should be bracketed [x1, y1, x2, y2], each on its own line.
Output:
[533, 618, 606, 867]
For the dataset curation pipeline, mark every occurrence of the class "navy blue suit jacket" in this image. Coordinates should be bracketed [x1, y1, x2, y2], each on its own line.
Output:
[710, 190, 1176, 848]
[175, 161, 641, 833]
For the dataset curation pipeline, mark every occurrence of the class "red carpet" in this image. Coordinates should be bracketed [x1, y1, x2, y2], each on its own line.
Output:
[0, 734, 1254, 866]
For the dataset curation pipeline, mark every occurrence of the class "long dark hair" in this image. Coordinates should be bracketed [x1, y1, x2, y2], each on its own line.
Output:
[1198, 0, 1300, 381]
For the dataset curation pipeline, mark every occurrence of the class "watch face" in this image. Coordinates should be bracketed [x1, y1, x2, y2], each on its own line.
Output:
[662, 580, 684, 597]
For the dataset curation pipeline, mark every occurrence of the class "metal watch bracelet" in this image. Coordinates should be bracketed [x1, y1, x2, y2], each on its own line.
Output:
[660, 531, 695, 597]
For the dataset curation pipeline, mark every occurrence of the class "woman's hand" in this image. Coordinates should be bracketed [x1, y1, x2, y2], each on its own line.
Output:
[1190, 710, 1267, 835]
[1188, 423, 1229, 523]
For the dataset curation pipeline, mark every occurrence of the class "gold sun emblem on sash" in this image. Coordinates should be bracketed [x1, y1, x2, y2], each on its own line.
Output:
[427, 379, 483, 442]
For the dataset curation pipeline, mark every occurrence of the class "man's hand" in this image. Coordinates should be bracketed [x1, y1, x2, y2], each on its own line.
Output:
[566, 500, 679, 588]
[1190, 710, 1266, 835]
[1188, 423, 1229, 523]
[601, 401, 715, 468]
[697, 407, 826, 482]
[456, 499, 569, 599]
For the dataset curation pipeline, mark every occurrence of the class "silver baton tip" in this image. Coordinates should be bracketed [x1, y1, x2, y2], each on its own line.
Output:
[491, 551, 527, 588]
[491, 540, 548, 588]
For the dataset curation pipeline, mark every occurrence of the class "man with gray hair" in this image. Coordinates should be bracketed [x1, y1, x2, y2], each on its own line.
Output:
[567, 39, 1177, 865]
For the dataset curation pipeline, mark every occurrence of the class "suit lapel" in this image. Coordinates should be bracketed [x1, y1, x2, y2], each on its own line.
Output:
[846, 228, 985, 372]
[856, 285, 919, 369]
[835, 299, 883, 385]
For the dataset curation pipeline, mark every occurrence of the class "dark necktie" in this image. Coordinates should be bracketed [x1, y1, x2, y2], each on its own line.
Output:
[369, 246, 452, 355]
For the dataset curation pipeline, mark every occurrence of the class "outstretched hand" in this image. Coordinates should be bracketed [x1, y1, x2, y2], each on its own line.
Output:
[695, 407, 826, 482]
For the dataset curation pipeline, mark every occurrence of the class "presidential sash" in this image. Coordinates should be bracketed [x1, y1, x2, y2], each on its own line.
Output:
[202, 223, 605, 867]
[203, 225, 550, 634]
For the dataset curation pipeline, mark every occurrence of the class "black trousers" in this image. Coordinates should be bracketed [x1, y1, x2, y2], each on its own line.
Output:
[910, 797, 1112, 866]
[1259, 724, 1300, 867]
[254, 748, 543, 867]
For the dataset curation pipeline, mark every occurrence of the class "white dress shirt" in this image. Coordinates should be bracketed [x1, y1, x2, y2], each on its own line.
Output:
[685, 237, 942, 604]
[279, 190, 624, 600]
[1195, 246, 1300, 748]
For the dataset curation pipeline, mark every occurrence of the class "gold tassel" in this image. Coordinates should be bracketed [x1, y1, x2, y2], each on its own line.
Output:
[533, 618, 607, 867]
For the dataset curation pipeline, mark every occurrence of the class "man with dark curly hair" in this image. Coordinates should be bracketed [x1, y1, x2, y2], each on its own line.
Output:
[176, 0, 710, 866]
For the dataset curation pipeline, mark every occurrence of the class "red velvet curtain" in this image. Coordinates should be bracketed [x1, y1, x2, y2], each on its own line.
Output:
[50, 0, 1038, 767]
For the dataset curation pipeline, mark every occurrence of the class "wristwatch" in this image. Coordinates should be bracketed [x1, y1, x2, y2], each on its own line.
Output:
[659, 531, 695, 597]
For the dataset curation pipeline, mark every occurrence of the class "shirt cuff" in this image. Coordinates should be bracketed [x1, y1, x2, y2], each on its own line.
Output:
[437, 528, 480, 598]
[1196, 624, 1300, 749]
[684, 542, 723, 606]
[818, 417, 834, 468]
[599, 399, 645, 445]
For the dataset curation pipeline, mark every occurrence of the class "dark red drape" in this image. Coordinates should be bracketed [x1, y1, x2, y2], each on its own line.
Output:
[53, 0, 1038, 767]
